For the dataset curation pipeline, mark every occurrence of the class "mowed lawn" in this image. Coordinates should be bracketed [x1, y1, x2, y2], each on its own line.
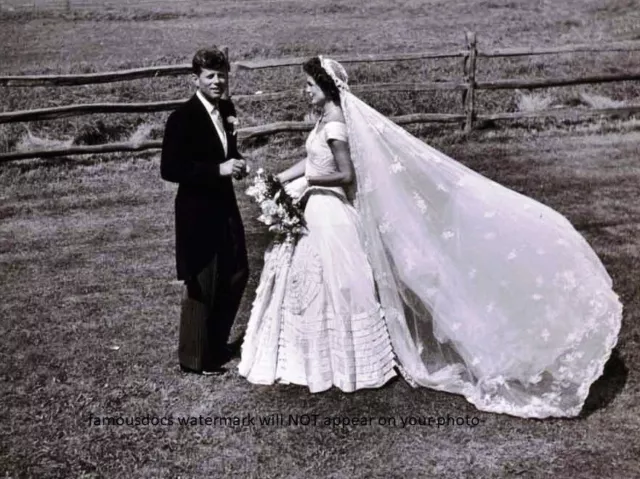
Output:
[1, 124, 639, 478]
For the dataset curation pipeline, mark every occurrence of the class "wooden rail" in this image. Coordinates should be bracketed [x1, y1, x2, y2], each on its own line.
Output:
[3, 106, 639, 163]
[478, 40, 640, 58]
[0, 64, 192, 87]
[480, 104, 640, 121]
[4, 71, 639, 125]
[0, 50, 467, 86]
[476, 72, 640, 90]
[234, 50, 467, 69]
[3, 40, 638, 86]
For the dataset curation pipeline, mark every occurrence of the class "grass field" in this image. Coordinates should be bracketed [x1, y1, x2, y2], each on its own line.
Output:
[2, 123, 639, 478]
[1, 0, 640, 478]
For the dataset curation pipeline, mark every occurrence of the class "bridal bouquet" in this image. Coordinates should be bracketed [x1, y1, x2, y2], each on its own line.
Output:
[245, 168, 307, 241]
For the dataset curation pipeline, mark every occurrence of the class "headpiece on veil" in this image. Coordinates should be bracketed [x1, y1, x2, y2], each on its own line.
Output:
[318, 55, 350, 92]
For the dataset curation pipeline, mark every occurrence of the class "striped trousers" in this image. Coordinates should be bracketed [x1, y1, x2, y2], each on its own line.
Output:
[178, 251, 249, 372]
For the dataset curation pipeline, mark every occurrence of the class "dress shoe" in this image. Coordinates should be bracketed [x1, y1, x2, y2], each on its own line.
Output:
[180, 364, 227, 376]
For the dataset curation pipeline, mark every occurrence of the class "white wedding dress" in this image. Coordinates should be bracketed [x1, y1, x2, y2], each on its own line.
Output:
[239, 57, 623, 418]
[238, 121, 398, 392]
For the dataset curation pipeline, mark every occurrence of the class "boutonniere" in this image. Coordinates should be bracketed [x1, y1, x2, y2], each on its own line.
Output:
[226, 116, 239, 136]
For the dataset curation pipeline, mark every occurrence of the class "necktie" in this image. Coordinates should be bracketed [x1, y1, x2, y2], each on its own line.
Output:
[210, 108, 228, 156]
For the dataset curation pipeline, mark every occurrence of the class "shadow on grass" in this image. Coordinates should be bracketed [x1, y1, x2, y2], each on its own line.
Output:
[575, 219, 638, 231]
[579, 348, 628, 418]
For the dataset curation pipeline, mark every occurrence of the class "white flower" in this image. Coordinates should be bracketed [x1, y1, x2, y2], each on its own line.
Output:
[390, 156, 405, 173]
[530, 374, 543, 384]
[258, 214, 274, 226]
[564, 351, 584, 363]
[556, 270, 578, 291]
[260, 199, 278, 216]
[442, 230, 455, 240]
[567, 331, 581, 343]
[541, 329, 550, 341]
[412, 191, 428, 214]
[507, 250, 517, 260]
[378, 213, 392, 234]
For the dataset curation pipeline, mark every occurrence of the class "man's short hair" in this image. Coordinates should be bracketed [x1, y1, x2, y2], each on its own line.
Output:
[192, 47, 229, 75]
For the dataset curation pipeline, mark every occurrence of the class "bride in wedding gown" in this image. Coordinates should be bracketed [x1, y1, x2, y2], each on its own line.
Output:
[238, 56, 623, 418]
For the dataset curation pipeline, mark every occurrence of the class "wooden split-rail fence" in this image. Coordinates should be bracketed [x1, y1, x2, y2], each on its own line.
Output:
[1, 34, 640, 162]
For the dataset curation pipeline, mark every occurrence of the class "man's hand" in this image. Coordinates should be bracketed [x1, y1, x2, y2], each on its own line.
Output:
[233, 159, 250, 180]
[220, 158, 247, 178]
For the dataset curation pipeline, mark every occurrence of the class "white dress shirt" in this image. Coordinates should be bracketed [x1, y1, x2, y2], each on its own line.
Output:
[196, 90, 228, 157]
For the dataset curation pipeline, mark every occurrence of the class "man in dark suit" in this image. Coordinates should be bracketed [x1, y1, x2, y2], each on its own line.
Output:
[161, 47, 249, 375]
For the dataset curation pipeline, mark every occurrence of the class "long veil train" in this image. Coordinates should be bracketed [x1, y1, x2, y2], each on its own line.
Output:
[320, 57, 623, 418]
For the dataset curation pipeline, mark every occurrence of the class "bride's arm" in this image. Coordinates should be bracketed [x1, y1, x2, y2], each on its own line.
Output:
[306, 140, 354, 187]
[276, 158, 306, 183]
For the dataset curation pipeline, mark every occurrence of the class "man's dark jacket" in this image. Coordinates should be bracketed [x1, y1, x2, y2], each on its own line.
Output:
[160, 95, 246, 281]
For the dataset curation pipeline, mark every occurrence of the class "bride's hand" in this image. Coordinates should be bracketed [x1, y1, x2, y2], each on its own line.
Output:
[283, 176, 309, 199]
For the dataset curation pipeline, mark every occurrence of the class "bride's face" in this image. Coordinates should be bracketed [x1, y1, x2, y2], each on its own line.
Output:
[305, 75, 326, 107]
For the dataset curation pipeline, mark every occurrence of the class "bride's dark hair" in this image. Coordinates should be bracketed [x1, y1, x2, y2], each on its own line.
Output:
[303, 57, 341, 104]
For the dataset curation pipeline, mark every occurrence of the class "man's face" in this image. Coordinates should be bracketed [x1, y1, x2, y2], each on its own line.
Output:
[193, 67, 227, 101]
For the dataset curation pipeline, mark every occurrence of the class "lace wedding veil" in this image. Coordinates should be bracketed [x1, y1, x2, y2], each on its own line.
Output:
[318, 56, 622, 418]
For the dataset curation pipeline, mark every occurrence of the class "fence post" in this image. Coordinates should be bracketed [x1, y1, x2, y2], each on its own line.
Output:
[463, 31, 477, 132]
[223, 46, 231, 100]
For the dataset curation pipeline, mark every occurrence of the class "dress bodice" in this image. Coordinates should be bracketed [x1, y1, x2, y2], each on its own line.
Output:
[305, 120, 347, 175]
[304, 121, 349, 197]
